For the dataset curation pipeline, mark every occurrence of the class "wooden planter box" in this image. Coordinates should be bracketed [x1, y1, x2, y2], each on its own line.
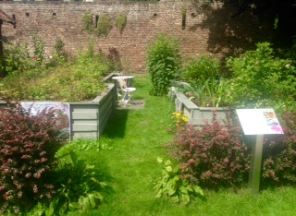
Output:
[174, 92, 230, 126]
[69, 82, 116, 140]
[0, 82, 116, 140]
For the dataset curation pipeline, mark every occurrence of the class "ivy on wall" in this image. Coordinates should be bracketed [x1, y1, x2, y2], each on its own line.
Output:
[82, 13, 113, 37]
[116, 14, 127, 34]
[96, 15, 113, 36]
[82, 13, 128, 36]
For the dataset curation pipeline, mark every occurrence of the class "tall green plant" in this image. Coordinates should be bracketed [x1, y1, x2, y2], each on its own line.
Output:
[181, 54, 221, 85]
[32, 35, 45, 65]
[147, 34, 181, 96]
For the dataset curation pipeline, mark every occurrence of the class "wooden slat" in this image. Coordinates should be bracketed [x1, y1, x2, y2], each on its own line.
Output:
[72, 111, 97, 119]
[72, 121, 98, 131]
[72, 132, 97, 140]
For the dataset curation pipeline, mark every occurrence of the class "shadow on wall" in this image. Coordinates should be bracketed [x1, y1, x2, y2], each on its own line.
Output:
[188, 1, 296, 58]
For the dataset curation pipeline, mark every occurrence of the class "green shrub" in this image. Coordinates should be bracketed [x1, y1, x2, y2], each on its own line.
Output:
[181, 54, 221, 85]
[154, 157, 204, 205]
[0, 98, 67, 214]
[227, 42, 296, 112]
[147, 34, 181, 96]
[3, 43, 33, 74]
[28, 139, 112, 215]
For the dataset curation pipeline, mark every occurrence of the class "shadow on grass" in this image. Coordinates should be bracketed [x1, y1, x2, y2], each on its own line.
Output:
[102, 108, 129, 138]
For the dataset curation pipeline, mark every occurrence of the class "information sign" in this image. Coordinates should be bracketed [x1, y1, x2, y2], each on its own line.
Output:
[236, 109, 283, 135]
[236, 108, 284, 194]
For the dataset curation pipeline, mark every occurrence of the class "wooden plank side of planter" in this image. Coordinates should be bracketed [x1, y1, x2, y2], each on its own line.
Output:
[69, 83, 115, 140]
[71, 111, 98, 119]
[174, 92, 230, 126]
[98, 83, 115, 135]
[72, 120, 98, 131]
[72, 132, 98, 140]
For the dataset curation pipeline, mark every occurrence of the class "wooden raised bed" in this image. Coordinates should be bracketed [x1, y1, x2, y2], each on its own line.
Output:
[0, 81, 117, 140]
[174, 92, 230, 126]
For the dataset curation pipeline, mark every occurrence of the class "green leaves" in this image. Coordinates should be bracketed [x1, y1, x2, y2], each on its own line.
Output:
[173, 78, 229, 107]
[147, 34, 181, 96]
[226, 42, 296, 112]
[154, 157, 204, 205]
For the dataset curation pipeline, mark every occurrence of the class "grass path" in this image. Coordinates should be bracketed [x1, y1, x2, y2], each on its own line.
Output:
[70, 75, 296, 216]
[91, 75, 176, 215]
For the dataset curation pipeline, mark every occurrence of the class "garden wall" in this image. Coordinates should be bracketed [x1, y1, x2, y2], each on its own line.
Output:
[0, 1, 274, 73]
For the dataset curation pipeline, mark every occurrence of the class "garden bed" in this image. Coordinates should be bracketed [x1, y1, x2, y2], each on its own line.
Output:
[0, 79, 116, 140]
[174, 92, 230, 126]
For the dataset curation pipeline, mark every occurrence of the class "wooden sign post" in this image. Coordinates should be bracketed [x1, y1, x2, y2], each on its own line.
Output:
[236, 109, 283, 194]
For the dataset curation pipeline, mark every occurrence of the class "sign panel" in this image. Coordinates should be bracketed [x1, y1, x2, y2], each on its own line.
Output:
[236, 109, 283, 135]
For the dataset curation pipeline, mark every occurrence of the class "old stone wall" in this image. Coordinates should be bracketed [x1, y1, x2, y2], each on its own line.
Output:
[0, 1, 273, 73]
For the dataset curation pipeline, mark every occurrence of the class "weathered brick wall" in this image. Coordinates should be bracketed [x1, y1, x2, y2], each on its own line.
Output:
[0, 1, 273, 73]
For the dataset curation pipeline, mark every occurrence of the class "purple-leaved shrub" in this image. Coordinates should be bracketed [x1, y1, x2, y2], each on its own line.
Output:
[170, 110, 296, 190]
[0, 98, 67, 214]
[170, 111, 250, 189]
[261, 111, 296, 186]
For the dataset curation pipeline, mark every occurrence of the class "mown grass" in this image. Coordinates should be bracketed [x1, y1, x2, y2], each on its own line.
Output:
[66, 74, 296, 216]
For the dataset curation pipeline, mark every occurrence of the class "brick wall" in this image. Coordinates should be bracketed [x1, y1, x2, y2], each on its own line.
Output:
[0, 1, 273, 73]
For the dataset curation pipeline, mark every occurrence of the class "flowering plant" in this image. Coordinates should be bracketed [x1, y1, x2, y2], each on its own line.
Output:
[171, 111, 188, 129]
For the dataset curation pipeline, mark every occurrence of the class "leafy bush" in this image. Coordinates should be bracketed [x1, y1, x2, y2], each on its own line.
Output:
[154, 157, 203, 205]
[38, 152, 108, 215]
[170, 111, 250, 189]
[0, 98, 67, 214]
[181, 54, 221, 85]
[147, 34, 181, 96]
[3, 43, 33, 75]
[261, 111, 296, 186]
[226, 42, 296, 111]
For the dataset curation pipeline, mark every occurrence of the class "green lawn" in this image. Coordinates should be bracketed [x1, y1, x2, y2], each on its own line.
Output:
[67, 74, 296, 216]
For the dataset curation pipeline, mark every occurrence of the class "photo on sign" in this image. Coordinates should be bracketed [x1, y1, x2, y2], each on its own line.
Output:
[263, 111, 282, 133]
[236, 109, 284, 135]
